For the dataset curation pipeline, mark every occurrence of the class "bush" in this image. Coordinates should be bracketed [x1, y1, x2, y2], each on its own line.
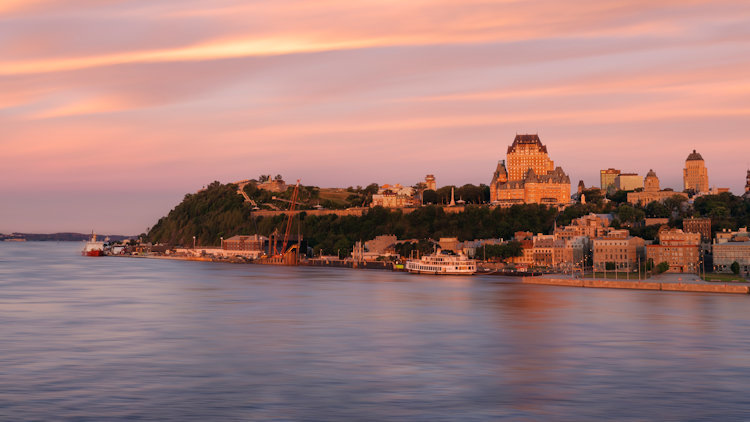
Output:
[656, 261, 670, 274]
[731, 261, 740, 275]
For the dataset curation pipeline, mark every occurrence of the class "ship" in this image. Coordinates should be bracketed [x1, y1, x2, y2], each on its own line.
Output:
[82, 232, 106, 256]
[405, 251, 477, 275]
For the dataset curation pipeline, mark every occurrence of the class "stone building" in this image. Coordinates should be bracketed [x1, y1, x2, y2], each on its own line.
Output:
[600, 168, 621, 192]
[257, 179, 287, 192]
[425, 174, 436, 191]
[683, 217, 711, 243]
[505, 134, 555, 180]
[371, 184, 419, 208]
[713, 227, 750, 275]
[683, 150, 709, 194]
[627, 170, 688, 205]
[615, 173, 642, 191]
[555, 213, 614, 240]
[646, 228, 700, 273]
[489, 134, 571, 206]
[592, 230, 645, 271]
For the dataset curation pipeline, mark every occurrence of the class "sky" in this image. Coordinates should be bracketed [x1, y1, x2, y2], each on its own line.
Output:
[2, 0, 749, 234]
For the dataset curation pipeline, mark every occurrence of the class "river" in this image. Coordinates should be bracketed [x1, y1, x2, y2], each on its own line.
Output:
[1, 242, 749, 420]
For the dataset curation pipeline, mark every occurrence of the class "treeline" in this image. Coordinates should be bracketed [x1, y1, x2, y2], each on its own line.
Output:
[147, 182, 557, 254]
[147, 181, 750, 252]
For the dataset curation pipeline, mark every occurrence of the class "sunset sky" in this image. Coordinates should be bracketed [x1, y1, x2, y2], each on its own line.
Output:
[2, 0, 749, 234]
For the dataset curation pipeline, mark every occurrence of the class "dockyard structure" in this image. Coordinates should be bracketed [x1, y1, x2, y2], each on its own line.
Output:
[683, 150, 709, 194]
[627, 170, 688, 205]
[600, 168, 621, 192]
[223, 234, 266, 251]
[489, 134, 571, 206]
[592, 230, 645, 271]
[646, 228, 700, 273]
[713, 227, 750, 275]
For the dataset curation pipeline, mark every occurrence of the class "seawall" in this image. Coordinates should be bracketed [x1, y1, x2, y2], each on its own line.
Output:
[522, 277, 749, 294]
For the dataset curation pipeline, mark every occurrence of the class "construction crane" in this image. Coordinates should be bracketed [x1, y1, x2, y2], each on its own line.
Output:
[274, 179, 301, 256]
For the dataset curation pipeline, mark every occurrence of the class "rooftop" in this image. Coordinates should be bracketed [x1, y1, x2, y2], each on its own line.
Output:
[686, 149, 704, 161]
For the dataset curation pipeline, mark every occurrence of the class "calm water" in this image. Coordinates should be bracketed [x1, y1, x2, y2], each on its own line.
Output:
[1, 242, 750, 421]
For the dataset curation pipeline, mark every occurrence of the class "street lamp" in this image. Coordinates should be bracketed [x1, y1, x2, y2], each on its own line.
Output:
[192, 236, 196, 249]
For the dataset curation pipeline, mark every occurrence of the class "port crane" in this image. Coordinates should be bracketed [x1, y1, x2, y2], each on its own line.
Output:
[272, 179, 301, 257]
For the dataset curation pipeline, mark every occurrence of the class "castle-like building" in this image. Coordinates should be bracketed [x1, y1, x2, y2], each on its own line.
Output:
[490, 134, 571, 206]
[683, 150, 709, 193]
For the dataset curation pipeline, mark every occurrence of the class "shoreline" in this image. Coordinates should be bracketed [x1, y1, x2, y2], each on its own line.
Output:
[110, 254, 749, 295]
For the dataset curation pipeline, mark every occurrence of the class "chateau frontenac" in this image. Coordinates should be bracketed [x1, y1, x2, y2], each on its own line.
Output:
[490, 134, 571, 207]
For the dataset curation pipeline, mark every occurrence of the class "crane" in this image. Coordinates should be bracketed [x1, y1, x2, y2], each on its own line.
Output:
[273, 179, 301, 256]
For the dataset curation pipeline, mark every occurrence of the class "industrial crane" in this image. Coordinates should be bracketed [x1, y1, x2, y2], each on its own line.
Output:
[273, 179, 301, 257]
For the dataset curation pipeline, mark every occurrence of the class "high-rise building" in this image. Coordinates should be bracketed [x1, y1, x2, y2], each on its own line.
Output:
[489, 134, 570, 206]
[614, 173, 642, 191]
[683, 150, 709, 193]
[600, 168, 620, 192]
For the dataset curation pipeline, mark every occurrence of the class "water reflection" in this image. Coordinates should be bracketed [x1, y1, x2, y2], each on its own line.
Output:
[1, 242, 749, 420]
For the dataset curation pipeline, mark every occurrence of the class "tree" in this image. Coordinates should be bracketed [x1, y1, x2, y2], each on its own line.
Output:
[274, 174, 284, 181]
[656, 261, 670, 274]
[422, 189, 438, 204]
[731, 261, 740, 275]
[607, 190, 630, 204]
[645, 201, 670, 218]
[258, 174, 270, 183]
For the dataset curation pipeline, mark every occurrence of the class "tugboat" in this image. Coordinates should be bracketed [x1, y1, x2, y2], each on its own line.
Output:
[405, 250, 477, 275]
[82, 232, 105, 256]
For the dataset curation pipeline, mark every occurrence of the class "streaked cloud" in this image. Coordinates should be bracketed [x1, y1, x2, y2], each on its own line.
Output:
[2, 0, 750, 232]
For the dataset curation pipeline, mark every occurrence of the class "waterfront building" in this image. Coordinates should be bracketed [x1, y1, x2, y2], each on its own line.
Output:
[627, 170, 688, 205]
[365, 235, 398, 255]
[600, 168, 621, 192]
[646, 228, 700, 273]
[425, 174, 436, 191]
[592, 230, 645, 271]
[614, 173, 642, 191]
[554, 236, 588, 270]
[489, 134, 571, 207]
[683, 217, 711, 243]
[222, 235, 267, 258]
[713, 227, 750, 275]
[507, 239, 534, 267]
[438, 237, 460, 253]
[532, 235, 555, 267]
[683, 150, 709, 193]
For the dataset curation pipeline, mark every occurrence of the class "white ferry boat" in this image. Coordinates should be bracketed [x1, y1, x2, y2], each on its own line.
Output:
[405, 252, 477, 275]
